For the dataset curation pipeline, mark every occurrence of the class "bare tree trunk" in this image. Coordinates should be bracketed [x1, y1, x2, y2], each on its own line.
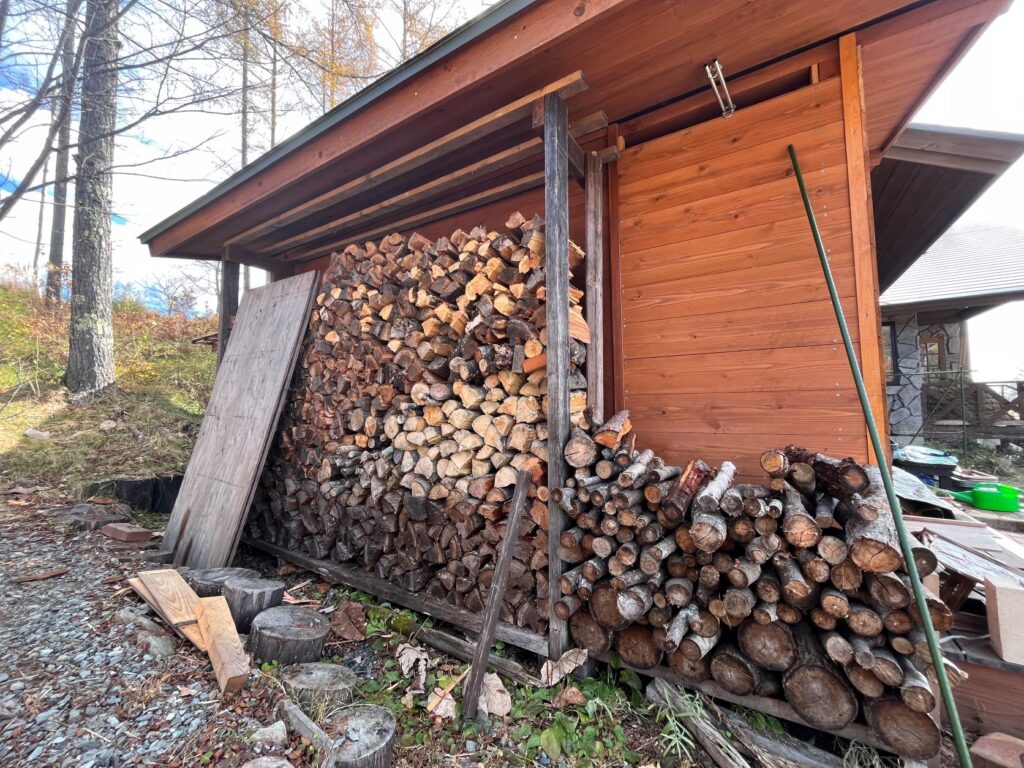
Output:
[33, 157, 48, 291]
[47, 0, 77, 304]
[66, 0, 117, 394]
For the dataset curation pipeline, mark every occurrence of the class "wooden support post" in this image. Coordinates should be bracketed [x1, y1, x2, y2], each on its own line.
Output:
[544, 92, 571, 661]
[839, 33, 888, 466]
[585, 151, 605, 424]
[218, 256, 239, 367]
[462, 471, 531, 719]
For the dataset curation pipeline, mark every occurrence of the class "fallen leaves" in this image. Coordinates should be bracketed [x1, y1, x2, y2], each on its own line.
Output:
[428, 687, 457, 720]
[540, 648, 588, 687]
[552, 686, 587, 709]
[396, 643, 429, 694]
[329, 601, 366, 642]
[476, 673, 511, 717]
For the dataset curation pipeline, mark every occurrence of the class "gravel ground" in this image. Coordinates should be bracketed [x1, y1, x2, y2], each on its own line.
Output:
[0, 496, 302, 768]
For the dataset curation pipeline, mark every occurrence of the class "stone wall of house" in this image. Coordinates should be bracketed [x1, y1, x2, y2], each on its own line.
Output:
[887, 313, 923, 442]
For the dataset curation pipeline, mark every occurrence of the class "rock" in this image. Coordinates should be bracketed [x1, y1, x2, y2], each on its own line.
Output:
[248, 720, 288, 746]
[241, 759, 294, 768]
[99, 420, 118, 432]
[114, 607, 162, 635]
[25, 428, 50, 440]
[139, 632, 176, 659]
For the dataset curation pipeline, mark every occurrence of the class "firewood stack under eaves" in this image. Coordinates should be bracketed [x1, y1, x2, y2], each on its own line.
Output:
[250, 213, 590, 636]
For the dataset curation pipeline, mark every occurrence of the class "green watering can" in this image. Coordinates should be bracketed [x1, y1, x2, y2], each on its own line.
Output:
[944, 483, 1023, 513]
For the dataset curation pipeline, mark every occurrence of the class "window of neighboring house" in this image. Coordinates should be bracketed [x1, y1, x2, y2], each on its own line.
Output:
[882, 322, 899, 385]
[920, 334, 947, 372]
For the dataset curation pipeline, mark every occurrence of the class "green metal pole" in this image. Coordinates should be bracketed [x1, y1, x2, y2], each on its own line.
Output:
[788, 144, 972, 768]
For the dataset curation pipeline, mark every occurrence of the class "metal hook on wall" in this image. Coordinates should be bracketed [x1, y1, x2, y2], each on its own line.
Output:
[705, 59, 736, 118]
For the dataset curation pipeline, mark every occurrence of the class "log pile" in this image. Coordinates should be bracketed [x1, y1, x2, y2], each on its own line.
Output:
[249, 213, 590, 636]
[561, 430, 955, 759]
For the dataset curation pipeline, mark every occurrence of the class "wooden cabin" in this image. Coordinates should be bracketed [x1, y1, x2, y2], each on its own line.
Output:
[142, 0, 1014, 746]
[142, 0, 1010, 478]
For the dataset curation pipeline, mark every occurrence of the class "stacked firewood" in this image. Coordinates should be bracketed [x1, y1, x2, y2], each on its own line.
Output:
[560, 425, 955, 759]
[250, 213, 590, 635]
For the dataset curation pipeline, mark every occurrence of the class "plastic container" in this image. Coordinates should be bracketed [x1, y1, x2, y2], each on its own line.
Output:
[946, 483, 1023, 513]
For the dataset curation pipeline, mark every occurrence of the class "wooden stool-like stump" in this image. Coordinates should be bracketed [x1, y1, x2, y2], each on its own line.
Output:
[186, 567, 260, 597]
[248, 605, 329, 666]
[224, 577, 286, 632]
[281, 662, 357, 717]
[325, 705, 396, 768]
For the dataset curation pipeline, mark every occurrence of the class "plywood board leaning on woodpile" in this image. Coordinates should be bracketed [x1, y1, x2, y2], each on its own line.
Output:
[248, 214, 590, 637]
[165, 271, 321, 569]
[558, 422, 955, 760]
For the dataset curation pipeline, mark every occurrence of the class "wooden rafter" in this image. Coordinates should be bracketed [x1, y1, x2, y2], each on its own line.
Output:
[224, 72, 588, 250]
[285, 172, 546, 264]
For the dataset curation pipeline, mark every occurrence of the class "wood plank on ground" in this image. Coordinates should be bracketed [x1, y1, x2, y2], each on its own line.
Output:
[129, 572, 207, 651]
[164, 271, 319, 569]
[196, 595, 250, 694]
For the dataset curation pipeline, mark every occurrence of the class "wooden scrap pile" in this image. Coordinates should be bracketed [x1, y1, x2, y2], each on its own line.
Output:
[128, 569, 250, 694]
[558, 421, 956, 759]
[250, 213, 591, 635]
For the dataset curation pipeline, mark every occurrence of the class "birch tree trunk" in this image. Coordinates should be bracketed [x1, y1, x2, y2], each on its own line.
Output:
[66, 0, 117, 393]
[46, 0, 77, 304]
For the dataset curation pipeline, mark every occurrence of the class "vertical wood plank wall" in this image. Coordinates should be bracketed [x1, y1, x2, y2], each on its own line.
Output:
[616, 77, 881, 478]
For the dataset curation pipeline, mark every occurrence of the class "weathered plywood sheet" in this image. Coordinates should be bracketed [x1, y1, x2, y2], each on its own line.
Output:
[165, 272, 319, 569]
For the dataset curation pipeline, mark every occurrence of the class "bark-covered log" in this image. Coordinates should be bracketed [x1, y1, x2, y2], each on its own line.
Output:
[782, 623, 858, 730]
[711, 643, 780, 697]
[569, 609, 613, 656]
[865, 697, 941, 760]
[737, 619, 797, 672]
[616, 623, 662, 669]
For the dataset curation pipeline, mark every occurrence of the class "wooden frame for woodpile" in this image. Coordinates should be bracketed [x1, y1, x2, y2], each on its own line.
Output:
[240, 76, 614, 664]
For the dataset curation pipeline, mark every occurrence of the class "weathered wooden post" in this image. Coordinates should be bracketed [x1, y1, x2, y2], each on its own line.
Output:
[544, 91, 571, 660]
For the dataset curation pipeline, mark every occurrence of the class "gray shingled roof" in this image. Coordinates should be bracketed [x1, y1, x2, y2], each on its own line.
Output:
[880, 223, 1024, 308]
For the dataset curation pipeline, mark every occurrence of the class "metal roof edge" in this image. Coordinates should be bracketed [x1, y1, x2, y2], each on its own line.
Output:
[139, 0, 539, 245]
[903, 122, 1024, 145]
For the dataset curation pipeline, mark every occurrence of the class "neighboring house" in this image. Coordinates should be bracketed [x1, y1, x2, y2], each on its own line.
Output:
[880, 223, 1024, 442]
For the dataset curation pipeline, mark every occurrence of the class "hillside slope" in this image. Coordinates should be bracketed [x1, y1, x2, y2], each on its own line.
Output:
[0, 283, 217, 495]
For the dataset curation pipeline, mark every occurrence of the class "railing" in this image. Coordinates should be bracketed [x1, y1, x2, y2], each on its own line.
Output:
[895, 368, 1024, 457]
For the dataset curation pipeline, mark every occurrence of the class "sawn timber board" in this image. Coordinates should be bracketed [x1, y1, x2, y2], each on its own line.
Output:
[165, 271, 319, 569]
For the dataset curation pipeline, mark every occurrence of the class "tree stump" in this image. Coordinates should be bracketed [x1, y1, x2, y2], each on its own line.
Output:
[248, 606, 330, 665]
[281, 662, 357, 717]
[324, 705, 396, 768]
[186, 567, 260, 597]
[224, 577, 286, 632]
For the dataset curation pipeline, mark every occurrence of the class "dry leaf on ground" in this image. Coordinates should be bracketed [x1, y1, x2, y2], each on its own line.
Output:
[540, 648, 588, 687]
[428, 687, 457, 720]
[329, 601, 366, 641]
[477, 673, 511, 717]
[552, 686, 587, 709]
[396, 643, 429, 694]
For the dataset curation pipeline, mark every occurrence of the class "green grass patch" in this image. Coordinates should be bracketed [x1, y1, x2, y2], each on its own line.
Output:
[0, 283, 217, 496]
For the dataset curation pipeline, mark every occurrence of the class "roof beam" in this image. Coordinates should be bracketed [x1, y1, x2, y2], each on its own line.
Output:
[284, 171, 546, 264]
[254, 138, 544, 256]
[225, 71, 587, 250]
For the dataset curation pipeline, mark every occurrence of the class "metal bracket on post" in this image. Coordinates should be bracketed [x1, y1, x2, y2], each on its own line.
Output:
[705, 59, 736, 118]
